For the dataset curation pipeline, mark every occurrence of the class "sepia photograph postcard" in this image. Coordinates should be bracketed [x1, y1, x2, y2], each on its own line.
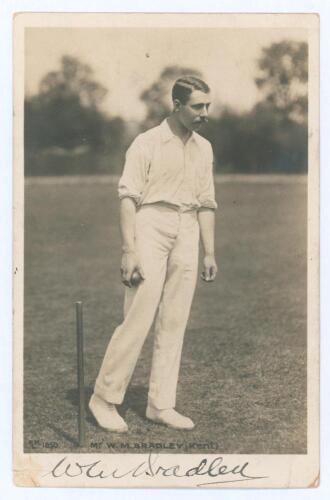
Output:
[13, 12, 319, 488]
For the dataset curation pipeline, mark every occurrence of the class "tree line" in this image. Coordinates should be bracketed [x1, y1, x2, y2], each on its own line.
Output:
[25, 41, 307, 176]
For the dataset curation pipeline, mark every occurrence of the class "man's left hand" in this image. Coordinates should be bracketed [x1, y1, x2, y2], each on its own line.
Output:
[201, 254, 217, 282]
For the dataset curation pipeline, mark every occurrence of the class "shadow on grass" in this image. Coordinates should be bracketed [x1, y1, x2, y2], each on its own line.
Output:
[120, 385, 148, 419]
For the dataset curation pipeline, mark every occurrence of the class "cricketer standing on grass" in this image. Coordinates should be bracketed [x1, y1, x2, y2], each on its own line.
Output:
[89, 76, 218, 432]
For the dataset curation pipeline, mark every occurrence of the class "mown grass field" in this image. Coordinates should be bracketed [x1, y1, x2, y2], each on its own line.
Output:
[24, 177, 307, 454]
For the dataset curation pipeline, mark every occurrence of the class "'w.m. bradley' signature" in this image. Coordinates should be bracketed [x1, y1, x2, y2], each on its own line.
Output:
[45, 453, 268, 487]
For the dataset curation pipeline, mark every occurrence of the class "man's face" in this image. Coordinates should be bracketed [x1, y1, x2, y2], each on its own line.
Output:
[176, 90, 212, 132]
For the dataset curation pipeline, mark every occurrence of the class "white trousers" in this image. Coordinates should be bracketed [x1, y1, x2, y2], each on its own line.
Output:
[94, 203, 199, 410]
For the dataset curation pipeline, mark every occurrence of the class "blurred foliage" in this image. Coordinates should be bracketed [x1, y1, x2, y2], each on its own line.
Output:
[204, 40, 307, 172]
[255, 41, 308, 124]
[203, 103, 307, 173]
[39, 55, 108, 108]
[25, 56, 128, 175]
[25, 42, 308, 176]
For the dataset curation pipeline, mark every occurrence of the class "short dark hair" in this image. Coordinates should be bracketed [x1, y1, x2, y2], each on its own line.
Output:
[172, 76, 210, 104]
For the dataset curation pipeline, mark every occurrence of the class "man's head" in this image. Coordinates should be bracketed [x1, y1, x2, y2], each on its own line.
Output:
[172, 76, 211, 132]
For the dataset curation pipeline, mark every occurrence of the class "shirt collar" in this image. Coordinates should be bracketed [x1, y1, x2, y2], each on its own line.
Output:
[160, 118, 197, 144]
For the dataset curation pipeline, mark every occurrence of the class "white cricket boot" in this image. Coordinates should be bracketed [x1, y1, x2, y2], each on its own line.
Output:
[89, 394, 128, 433]
[146, 406, 195, 430]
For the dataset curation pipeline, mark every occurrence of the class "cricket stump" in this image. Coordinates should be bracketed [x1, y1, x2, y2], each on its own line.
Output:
[75, 301, 87, 447]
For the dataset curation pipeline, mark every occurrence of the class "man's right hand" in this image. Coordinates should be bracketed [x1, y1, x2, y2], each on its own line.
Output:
[120, 250, 145, 287]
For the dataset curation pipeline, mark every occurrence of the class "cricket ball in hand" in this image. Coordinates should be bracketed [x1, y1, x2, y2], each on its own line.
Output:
[130, 271, 143, 287]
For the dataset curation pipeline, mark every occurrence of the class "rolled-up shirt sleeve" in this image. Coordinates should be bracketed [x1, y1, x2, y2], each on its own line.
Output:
[198, 143, 218, 210]
[118, 136, 149, 204]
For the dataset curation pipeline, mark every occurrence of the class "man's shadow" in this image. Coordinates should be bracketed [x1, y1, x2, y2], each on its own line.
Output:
[120, 384, 148, 419]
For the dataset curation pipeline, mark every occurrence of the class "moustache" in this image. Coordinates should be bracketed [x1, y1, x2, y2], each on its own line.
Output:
[193, 118, 208, 124]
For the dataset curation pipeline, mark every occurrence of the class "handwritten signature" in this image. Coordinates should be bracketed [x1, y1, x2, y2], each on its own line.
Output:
[45, 453, 268, 486]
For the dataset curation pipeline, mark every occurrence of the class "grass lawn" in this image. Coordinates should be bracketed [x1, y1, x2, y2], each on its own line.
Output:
[24, 178, 307, 454]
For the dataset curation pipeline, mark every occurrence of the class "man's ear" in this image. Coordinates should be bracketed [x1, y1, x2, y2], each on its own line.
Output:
[173, 99, 181, 112]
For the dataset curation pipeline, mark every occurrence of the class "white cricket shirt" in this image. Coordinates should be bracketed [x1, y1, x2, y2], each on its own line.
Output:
[118, 118, 217, 211]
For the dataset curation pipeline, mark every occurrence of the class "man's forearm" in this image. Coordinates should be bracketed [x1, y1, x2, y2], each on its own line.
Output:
[120, 197, 137, 252]
[198, 208, 216, 256]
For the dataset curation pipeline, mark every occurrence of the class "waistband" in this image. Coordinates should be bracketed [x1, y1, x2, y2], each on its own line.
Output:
[139, 201, 198, 214]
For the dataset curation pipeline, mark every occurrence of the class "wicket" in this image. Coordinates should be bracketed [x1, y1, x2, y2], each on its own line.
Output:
[75, 301, 86, 447]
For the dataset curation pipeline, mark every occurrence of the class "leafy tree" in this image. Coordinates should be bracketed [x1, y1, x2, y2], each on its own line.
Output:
[201, 40, 308, 173]
[255, 41, 308, 123]
[140, 65, 203, 129]
[39, 55, 107, 109]
[25, 56, 108, 152]
[25, 55, 131, 175]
